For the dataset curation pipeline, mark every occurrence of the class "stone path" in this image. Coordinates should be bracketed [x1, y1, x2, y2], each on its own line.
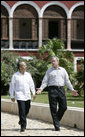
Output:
[1, 112, 84, 136]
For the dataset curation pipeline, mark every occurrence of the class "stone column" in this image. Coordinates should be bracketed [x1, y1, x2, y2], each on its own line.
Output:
[9, 18, 13, 49]
[67, 19, 71, 50]
[60, 20, 64, 40]
[2, 18, 6, 38]
[74, 57, 77, 72]
[38, 18, 42, 48]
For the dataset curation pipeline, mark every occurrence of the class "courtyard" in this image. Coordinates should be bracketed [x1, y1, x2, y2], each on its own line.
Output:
[1, 112, 84, 136]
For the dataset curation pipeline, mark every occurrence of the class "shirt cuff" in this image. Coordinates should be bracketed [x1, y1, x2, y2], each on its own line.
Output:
[39, 87, 43, 92]
[32, 91, 36, 96]
[10, 95, 15, 98]
[71, 88, 74, 92]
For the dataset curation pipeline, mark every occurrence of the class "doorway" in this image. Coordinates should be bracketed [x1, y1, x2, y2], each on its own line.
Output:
[49, 21, 59, 39]
[19, 18, 32, 39]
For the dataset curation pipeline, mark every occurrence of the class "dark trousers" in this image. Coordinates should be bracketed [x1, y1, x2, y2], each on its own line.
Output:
[48, 86, 67, 129]
[17, 100, 31, 129]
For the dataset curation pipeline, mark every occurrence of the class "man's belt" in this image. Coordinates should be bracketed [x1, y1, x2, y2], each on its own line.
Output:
[48, 86, 64, 89]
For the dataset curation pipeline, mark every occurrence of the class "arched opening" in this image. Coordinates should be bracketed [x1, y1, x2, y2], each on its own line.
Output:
[13, 4, 38, 49]
[1, 5, 9, 48]
[71, 6, 84, 49]
[42, 5, 67, 47]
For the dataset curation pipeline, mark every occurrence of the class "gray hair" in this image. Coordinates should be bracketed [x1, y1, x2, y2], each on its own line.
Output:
[51, 56, 59, 61]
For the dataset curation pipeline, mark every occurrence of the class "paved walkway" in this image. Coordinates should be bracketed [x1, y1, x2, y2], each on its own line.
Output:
[1, 112, 84, 136]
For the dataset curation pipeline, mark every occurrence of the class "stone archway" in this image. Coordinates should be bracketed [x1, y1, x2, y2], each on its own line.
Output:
[1, 5, 9, 48]
[71, 5, 84, 50]
[10, 1, 40, 18]
[40, 1, 69, 18]
[42, 4, 67, 47]
[68, 2, 84, 19]
[13, 4, 39, 49]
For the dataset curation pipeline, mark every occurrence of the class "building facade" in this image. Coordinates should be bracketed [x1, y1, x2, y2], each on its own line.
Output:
[1, 1, 84, 71]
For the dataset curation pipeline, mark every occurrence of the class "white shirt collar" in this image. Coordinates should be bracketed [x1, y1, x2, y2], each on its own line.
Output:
[18, 71, 26, 75]
[52, 66, 61, 70]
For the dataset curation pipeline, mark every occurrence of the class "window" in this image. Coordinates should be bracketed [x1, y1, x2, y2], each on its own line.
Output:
[19, 18, 32, 39]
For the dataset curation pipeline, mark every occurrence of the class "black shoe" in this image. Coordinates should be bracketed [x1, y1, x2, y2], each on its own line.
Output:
[55, 127, 60, 131]
[18, 121, 21, 125]
[20, 127, 25, 132]
[18, 121, 26, 129]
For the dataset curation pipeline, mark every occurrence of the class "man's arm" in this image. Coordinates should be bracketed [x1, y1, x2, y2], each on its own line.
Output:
[37, 71, 48, 94]
[9, 75, 15, 102]
[64, 69, 79, 96]
[29, 74, 36, 100]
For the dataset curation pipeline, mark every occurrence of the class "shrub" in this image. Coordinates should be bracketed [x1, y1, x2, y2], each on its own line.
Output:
[39, 38, 75, 86]
[1, 51, 20, 95]
[27, 56, 49, 88]
[1, 51, 43, 94]
[74, 59, 84, 96]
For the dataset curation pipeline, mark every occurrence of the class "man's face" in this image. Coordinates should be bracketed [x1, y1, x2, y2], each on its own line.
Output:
[20, 62, 27, 72]
[51, 57, 59, 68]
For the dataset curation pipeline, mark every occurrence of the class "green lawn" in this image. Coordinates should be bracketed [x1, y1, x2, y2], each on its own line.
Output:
[32, 91, 84, 108]
[1, 91, 84, 108]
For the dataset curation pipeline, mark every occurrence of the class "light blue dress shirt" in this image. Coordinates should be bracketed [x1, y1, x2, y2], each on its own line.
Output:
[40, 67, 74, 91]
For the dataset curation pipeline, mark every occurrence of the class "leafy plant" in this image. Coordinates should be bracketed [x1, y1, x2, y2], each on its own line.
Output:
[39, 38, 75, 85]
[1, 51, 20, 95]
[74, 59, 84, 96]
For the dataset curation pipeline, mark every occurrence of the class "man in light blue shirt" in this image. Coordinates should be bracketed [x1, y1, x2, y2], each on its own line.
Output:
[37, 56, 78, 131]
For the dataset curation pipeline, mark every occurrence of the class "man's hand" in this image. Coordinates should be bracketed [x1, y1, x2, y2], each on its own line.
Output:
[33, 95, 36, 100]
[36, 88, 42, 94]
[11, 98, 15, 102]
[72, 90, 79, 96]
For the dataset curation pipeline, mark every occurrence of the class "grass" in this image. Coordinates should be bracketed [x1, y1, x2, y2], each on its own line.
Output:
[65, 91, 84, 108]
[1, 91, 84, 108]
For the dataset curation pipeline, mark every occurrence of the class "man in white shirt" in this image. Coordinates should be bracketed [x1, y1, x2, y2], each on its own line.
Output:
[37, 56, 78, 131]
[9, 61, 36, 132]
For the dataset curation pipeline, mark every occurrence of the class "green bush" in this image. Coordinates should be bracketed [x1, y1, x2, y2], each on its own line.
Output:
[1, 51, 20, 95]
[74, 59, 84, 96]
[1, 51, 43, 95]
[1, 50, 50, 94]
[27, 56, 49, 88]
[39, 38, 75, 86]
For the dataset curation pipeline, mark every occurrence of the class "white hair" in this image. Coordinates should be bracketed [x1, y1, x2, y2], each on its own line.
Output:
[51, 56, 59, 61]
